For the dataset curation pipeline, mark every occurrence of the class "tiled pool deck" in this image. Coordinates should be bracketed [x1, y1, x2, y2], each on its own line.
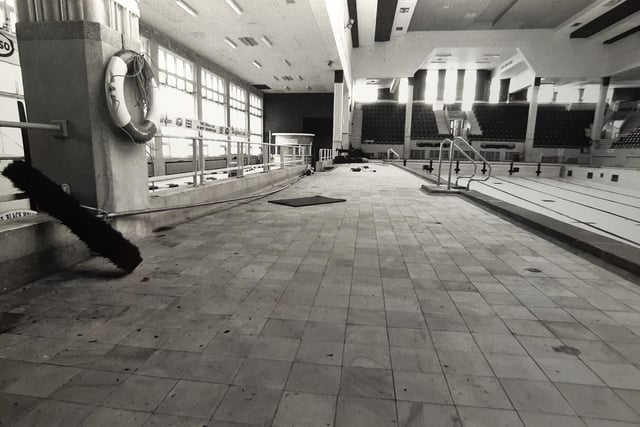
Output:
[1, 164, 640, 426]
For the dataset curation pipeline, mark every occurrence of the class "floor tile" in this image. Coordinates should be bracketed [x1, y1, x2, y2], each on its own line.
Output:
[79, 407, 149, 427]
[343, 343, 391, 369]
[335, 396, 397, 427]
[233, 358, 291, 390]
[447, 374, 512, 409]
[500, 378, 575, 415]
[285, 362, 341, 395]
[556, 383, 640, 422]
[339, 366, 394, 399]
[396, 401, 459, 427]
[394, 371, 451, 404]
[457, 406, 524, 427]
[105, 375, 176, 412]
[213, 385, 282, 425]
[273, 392, 336, 427]
[156, 380, 227, 419]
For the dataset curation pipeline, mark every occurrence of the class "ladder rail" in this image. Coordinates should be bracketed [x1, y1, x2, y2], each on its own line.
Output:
[453, 136, 493, 190]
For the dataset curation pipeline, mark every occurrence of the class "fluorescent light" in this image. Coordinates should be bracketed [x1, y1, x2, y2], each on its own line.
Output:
[283, 59, 292, 66]
[225, 0, 243, 15]
[253, 60, 262, 69]
[483, 54, 501, 58]
[435, 53, 451, 57]
[224, 37, 237, 49]
[175, 0, 197, 17]
[261, 36, 273, 47]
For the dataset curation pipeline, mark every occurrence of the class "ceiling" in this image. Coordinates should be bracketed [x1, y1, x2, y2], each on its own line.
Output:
[408, 0, 597, 31]
[139, 0, 338, 93]
[138, 0, 640, 94]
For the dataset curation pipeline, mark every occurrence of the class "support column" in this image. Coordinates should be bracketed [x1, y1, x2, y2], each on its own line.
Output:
[499, 78, 510, 103]
[524, 77, 541, 162]
[403, 78, 414, 159]
[332, 70, 344, 153]
[437, 70, 446, 102]
[591, 76, 610, 142]
[413, 70, 426, 102]
[15, 1, 148, 237]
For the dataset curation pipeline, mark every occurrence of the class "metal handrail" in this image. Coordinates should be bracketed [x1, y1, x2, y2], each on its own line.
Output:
[0, 119, 68, 138]
[436, 136, 493, 190]
[453, 136, 492, 190]
[387, 148, 400, 160]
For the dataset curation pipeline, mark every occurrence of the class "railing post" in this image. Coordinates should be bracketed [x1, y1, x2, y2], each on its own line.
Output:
[192, 137, 198, 186]
[263, 142, 269, 172]
[226, 140, 232, 177]
[280, 145, 285, 169]
[237, 141, 243, 177]
[198, 132, 205, 185]
[447, 139, 454, 190]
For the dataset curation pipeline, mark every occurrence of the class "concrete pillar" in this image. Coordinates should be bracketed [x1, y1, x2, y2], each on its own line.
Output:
[332, 70, 344, 152]
[341, 83, 351, 150]
[403, 78, 414, 159]
[413, 70, 426, 102]
[16, 11, 148, 236]
[591, 76, 610, 142]
[455, 69, 465, 102]
[475, 70, 491, 102]
[524, 77, 541, 162]
[437, 70, 446, 102]
[499, 78, 510, 102]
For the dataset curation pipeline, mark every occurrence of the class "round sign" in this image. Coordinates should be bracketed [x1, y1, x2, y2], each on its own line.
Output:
[0, 32, 15, 58]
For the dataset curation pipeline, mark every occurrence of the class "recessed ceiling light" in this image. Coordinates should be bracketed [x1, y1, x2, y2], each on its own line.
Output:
[176, 0, 197, 17]
[273, 76, 279, 81]
[285, 86, 291, 90]
[396, 26, 403, 31]
[435, 53, 452, 57]
[224, 37, 237, 49]
[399, 7, 410, 13]
[483, 54, 501, 58]
[307, 86, 312, 90]
[253, 61, 262, 69]
[475, 60, 491, 64]
[261, 36, 273, 47]
[443, 4, 451, 8]
[298, 75, 304, 81]
[283, 59, 292, 66]
[225, 0, 243, 15]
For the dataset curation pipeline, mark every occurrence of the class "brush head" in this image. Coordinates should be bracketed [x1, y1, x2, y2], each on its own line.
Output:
[2, 161, 142, 273]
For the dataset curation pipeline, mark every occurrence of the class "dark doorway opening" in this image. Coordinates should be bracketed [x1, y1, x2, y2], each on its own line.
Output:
[303, 117, 333, 165]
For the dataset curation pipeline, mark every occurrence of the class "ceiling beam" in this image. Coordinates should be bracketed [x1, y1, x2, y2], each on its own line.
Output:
[347, 0, 359, 48]
[571, 0, 640, 38]
[604, 24, 640, 44]
[374, 0, 398, 41]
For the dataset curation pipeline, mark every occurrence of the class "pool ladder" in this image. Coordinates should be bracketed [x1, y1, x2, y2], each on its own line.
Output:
[437, 136, 493, 190]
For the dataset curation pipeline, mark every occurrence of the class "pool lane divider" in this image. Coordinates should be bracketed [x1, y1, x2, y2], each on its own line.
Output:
[391, 162, 640, 277]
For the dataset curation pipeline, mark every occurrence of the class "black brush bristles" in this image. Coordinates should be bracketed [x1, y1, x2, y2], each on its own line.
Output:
[2, 161, 142, 273]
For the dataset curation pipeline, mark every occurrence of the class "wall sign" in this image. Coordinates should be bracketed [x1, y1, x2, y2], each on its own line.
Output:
[0, 31, 15, 58]
[0, 210, 37, 221]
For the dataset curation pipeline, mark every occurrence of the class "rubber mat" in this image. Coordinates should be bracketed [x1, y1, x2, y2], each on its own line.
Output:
[269, 195, 346, 207]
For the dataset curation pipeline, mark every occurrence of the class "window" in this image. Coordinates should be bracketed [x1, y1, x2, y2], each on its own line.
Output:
[229, 83, 247, 130]
[201, 69, 226, 126]
[0, 0, 17, 33]
[157, 47, 196, 158]
[249, 93, 263, 142]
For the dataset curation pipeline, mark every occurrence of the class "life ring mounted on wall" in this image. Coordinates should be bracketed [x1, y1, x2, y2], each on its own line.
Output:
[105, 50, 160, 143]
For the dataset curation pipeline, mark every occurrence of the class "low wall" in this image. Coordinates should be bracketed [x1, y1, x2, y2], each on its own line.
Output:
[0, 166, 306, 293]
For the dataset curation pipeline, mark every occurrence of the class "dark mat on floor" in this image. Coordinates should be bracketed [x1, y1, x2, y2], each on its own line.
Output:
[269, 195, 346, 207]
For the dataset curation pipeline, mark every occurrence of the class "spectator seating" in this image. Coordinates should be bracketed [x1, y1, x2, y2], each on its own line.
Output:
[361, 103, 405, 144]
[611, 126, 640, 148]
[534, 107, 593, 147]
[470, 103, 528, 141]
[411, 104, 447, 139]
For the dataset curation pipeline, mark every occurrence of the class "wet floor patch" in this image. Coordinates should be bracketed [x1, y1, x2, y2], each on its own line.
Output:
[0, 312, 26, 333]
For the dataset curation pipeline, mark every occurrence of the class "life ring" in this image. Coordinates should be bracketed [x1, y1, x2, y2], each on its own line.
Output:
[105, 50, 160, 143]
